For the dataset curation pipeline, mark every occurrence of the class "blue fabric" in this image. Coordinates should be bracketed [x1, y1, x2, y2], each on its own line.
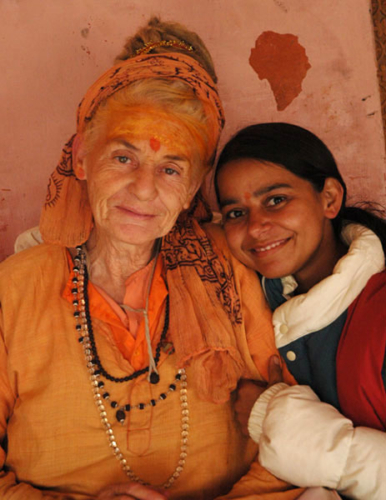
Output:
[262, 277, 288, 310]
[278, 312, 347, 409]
[263, 276, 346, 409]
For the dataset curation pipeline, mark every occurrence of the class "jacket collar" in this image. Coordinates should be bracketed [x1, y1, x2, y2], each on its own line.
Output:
[264, 224, 385, 348]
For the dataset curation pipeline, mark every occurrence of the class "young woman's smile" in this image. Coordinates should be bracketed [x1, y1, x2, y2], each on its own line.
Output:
[217, 159, 340, 291]
[249, 237, 290, 256]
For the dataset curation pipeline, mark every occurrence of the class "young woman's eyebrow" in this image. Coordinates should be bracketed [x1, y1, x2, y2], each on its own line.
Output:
[252, 183, 292, 197]
[220, 183, 292, 208]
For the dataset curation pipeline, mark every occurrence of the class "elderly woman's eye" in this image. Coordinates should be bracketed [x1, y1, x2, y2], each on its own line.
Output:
[163, 166, 179, 176]
[115, 156, 131, 164]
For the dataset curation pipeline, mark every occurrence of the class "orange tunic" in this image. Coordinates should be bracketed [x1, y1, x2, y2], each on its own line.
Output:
[66, 254, 168, 370]
[0, 225, 301, 499]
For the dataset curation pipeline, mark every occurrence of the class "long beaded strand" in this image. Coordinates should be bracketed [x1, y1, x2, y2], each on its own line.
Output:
[72, 246, 190, 488]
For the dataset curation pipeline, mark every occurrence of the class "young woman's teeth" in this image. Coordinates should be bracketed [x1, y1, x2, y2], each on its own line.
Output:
[255, 241, 283, 253]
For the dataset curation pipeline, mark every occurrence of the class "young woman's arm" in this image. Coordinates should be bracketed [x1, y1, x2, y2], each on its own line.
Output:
[249, 383, 386, 500]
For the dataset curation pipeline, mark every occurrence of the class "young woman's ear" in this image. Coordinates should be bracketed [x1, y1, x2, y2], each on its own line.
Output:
[322, 178, 344, 219]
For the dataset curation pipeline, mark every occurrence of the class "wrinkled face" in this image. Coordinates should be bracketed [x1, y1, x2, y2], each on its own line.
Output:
[77, 109, 202, 247]
[217, 159, 337, 286]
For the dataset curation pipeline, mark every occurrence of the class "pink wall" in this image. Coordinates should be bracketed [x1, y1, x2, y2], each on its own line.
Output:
[1, 0, 384, 260]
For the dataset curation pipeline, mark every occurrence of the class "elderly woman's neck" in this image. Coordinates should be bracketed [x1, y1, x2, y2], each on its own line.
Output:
[85, 232, 158, 303]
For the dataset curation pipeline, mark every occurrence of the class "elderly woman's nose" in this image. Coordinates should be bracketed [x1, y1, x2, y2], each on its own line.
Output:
[130, 168, 157, 200]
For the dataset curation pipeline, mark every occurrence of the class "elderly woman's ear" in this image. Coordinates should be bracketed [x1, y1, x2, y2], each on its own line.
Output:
[183, 177, 203, 210]
[74, 156, 87, 181]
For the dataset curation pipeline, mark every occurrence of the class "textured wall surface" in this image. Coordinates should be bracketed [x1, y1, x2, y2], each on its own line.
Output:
[371, 0, 386, 144]
[1, 0, 385, 260]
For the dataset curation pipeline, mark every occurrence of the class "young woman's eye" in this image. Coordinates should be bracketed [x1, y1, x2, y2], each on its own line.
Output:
[224, 208, 246, 220]
[266, 195, 286, 207]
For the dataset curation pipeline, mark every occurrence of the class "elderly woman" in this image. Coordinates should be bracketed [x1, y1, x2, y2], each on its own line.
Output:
[0, 18, 303, 500]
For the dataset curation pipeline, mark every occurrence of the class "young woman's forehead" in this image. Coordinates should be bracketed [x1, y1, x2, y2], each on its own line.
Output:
[217, 158, 318, 205]
[219, 159, 297, 186]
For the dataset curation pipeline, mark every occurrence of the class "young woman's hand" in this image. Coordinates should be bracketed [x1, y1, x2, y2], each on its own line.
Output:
[235, 355, 283, 436]
[96, 482, 169, 500]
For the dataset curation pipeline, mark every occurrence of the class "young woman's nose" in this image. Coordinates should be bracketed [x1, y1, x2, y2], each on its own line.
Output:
[247, 209, 271, 237]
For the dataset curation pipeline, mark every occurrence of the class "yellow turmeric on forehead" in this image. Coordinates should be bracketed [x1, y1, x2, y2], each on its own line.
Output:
[92, 105, 206, 175]
[107, 106, 192, 151]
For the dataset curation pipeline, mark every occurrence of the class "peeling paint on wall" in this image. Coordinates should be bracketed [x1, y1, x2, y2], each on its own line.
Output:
[273, 0, 289, 13]
[249, 31, 311, 111]
[81, 45, 91, 56]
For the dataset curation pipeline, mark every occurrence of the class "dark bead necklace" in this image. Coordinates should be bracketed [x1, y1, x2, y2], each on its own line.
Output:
[72, 246, 181, 426]
[80, 262, 169, 384]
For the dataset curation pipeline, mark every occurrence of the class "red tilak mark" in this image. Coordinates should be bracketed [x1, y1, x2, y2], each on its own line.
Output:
[244, 192, 251, 200]
[150, 138, 161, 152]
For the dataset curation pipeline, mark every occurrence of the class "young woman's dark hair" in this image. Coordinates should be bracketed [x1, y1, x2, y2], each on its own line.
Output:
[215, 122, 386, 256]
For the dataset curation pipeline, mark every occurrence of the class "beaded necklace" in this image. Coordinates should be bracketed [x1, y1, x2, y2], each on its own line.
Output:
[72, 245, 189, 488]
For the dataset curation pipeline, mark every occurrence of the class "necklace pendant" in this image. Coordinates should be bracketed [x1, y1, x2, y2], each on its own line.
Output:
[149, 371, 160, 385]
[116, 409, 126, 425]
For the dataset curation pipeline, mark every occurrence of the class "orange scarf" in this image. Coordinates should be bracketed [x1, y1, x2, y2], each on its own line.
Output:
[39, 52, 245, 403]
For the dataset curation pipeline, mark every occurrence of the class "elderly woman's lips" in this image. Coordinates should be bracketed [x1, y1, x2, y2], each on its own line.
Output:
[116, 206, 156, 219]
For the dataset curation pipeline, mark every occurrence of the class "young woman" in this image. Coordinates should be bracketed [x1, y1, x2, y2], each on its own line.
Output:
[215, 122, 386, 500]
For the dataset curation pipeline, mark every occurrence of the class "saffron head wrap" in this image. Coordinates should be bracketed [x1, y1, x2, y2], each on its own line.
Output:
[40, 52, 224, 246]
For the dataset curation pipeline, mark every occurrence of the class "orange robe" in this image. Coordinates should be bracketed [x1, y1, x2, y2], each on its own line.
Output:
[0, 225, 302, 499]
